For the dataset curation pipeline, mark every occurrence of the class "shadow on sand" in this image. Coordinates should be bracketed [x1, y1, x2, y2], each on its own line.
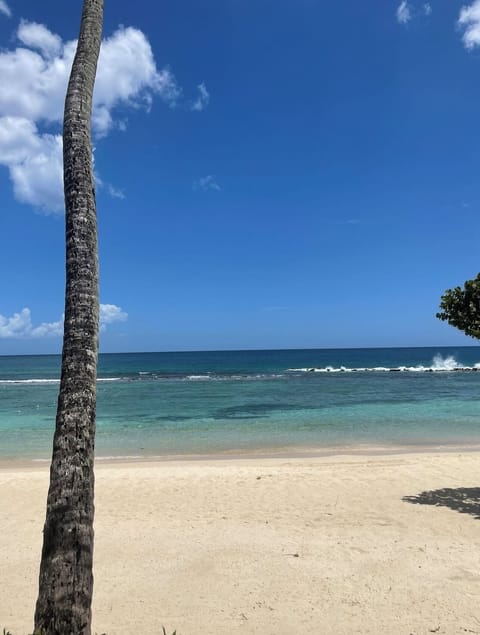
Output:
[403, 487, 480, 520]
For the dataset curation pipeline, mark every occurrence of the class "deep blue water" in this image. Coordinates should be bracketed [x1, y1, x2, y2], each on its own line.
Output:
[1, 347, 480, 460]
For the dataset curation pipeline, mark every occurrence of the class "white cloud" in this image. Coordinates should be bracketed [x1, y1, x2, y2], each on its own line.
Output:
[0, 308, 63, 338]
[0, 23, 180, 134]
[0, 1, 11, 17]
[458, 1, 480, 49]
[191, 82, 210, 112]
[17, 20, 62, 58]
[99, 303, 128, 325]
[94, 27, 181, 134]
[396, 1, 412, 24]
[0, 117, 64, 211]
[0, 304, 128, 339]
[0, 22, 184, 212]
[424, 3, 432, 16]
[194, 175, 221, 192]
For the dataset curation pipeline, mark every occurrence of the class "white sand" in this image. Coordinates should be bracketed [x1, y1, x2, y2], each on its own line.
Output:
[2, 451, 480, 634]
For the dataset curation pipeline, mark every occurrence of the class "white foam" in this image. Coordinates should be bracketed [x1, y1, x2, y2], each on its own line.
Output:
[431, 354, 459, 371]
[95, 455, 144, 461]
[33, 455, 145, 462]
[287, 354, 480, 374]
[0, 376, 122, 385]
[0, 378, 60, 385]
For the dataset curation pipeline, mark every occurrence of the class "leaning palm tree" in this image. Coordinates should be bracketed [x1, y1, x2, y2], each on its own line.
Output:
[34, 1, 104, 633]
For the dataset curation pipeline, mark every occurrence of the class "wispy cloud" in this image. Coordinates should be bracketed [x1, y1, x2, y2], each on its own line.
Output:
[0, 304, 128, 339]
[0, 1, 11, 17]
[194, 175, 221, 192]
[0, 22, 182, 212]
[106, 184, 125, 200]
[423, 3, 432, 16]
[191, 82, 210, 112]
[95, 173, 126, 201]
[458, 0, 480, 49]
[396, 1, 412, 24]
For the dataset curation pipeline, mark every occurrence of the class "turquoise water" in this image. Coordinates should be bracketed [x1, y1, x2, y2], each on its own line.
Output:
[1, 347, 480, 460]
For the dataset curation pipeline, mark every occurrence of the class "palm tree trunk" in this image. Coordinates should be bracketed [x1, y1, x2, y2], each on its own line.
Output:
[34, 1, 104, 633]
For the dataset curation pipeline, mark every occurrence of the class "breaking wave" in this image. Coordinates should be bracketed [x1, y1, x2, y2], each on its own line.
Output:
[0, 377, 123, 386]
[287, 355, 480, 374]
[0, 378, 60, 385]
[3, 356, 479, 385]
[0, 373, 286, 385]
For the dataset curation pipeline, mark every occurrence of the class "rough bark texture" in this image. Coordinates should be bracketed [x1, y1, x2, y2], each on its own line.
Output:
[34, 2, 104, 634]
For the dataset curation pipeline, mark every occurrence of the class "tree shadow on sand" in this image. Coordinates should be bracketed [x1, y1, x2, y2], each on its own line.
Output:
[403, 487, 480, 519]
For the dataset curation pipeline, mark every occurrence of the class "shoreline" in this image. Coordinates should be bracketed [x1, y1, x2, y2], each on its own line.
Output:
[3, 440, 480, 470]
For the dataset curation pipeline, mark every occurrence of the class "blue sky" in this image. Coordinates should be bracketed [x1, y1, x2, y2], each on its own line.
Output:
[1, 0, 480, 354]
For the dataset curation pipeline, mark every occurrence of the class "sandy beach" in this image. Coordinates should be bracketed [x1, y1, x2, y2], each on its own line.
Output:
[2, 450, 480, 634]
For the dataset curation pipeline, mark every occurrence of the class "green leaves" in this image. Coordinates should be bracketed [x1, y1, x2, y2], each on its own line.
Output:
[437, 273, 480, 339]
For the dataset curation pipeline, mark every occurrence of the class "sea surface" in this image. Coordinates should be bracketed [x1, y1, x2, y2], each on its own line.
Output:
[1, 347, 480, 461]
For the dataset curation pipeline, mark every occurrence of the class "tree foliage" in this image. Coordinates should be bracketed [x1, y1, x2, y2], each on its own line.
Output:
[436, 273, 480, 340]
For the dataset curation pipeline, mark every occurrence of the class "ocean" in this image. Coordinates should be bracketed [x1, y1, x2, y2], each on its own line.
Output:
[1, 347, 480, 461]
